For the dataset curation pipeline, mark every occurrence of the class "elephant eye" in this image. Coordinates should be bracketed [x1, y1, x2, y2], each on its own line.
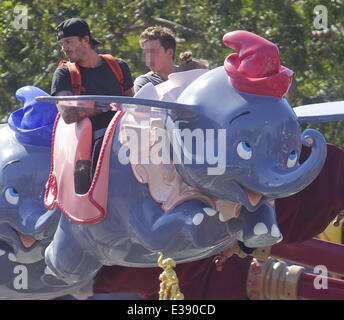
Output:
[287, 151, 297, 168]
[4, 187, 19, 205]
[237, 141, 252, 160]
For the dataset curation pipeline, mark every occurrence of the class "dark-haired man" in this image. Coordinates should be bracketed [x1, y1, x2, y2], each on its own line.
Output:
[51, 18, 134, 192]
[52, 18, 134, 120]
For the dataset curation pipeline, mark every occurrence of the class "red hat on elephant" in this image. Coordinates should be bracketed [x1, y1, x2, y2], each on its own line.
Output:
[223, 30, 294, 98]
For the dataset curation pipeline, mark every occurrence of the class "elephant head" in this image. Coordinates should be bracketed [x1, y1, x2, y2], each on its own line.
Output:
[170, 67, 326, 213]
[0, 86, 59, 264]
[167, 31, 327, 213]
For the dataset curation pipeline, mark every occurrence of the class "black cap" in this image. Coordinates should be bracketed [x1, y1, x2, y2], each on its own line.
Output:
[56, 18, 101, 46]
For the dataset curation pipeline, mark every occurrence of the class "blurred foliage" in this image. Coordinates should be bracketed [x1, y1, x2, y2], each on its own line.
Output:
[0, 0, 343, 145]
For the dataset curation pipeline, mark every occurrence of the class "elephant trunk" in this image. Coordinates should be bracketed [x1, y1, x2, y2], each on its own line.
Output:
[256, 128, 327, 199]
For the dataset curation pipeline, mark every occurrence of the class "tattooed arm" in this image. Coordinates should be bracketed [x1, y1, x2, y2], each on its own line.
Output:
[55, 90, 104, 124]
[57, 103, 104, 124]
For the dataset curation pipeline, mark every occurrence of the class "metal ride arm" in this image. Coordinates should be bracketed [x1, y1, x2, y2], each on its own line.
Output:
[271, 238, 344, 277]
[251, 238, 344, 300]
[213, 238, 344, 299]
[246, 257, 344, 300]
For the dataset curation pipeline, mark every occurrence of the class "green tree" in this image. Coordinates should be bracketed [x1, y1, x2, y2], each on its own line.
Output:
[0, 0, 343, 145]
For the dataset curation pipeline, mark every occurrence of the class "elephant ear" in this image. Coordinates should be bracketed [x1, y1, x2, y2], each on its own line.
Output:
[294, 101, 344, 123]
[35, 95, 200, 120]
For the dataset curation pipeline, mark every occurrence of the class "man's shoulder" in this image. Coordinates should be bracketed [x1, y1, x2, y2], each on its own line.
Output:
[134, 71, 164, 92]
[100, 55, 128, 68]
[135, 71, 157, 80]
[113, 57, 127, 65]
[53, 64, 69, 76]
[51, 64, 72, 95]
